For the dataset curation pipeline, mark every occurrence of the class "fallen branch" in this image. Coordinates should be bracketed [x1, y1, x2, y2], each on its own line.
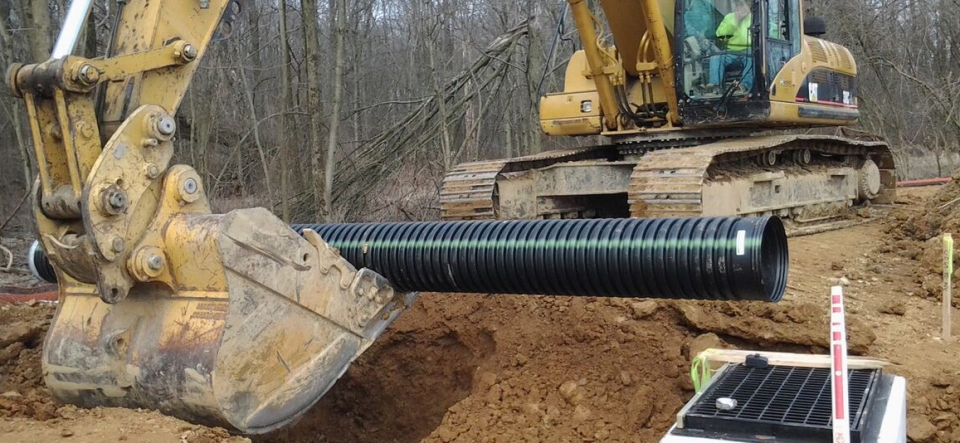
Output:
[939, 196, 960, 211]
[326, 20, 531, 218]
[0, 191, 30, 234]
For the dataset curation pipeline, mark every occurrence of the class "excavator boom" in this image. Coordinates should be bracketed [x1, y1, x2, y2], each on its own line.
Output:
[567, 0, 680, 128]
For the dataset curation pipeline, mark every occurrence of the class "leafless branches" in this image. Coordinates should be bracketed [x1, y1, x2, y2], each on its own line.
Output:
[5, 0, 952, 223]
[0, 192, 30, 235]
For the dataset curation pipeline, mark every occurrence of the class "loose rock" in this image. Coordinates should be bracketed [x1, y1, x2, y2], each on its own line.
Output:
[630, 301, 659, 319]
[907, 417, 937, 442]
[0, 342, 24, 365]
[880, 301, 907, 316]
[572, 404, 592, 421]
[686, 333, 728, 359]
[0, 321, 43, 348]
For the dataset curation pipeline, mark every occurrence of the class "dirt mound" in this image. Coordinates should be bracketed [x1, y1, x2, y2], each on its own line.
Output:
[887, 173, 960, 242]
[887, 172, 960, 244]
[2, 293, 850, 443]
[670, 300, 877, 354]
[885, 177, 960, 306]
[0, 305, 55, 421]
[907, 371, 960, 443]
[258, 295, 728, 442]
[413, 296, 695, 443]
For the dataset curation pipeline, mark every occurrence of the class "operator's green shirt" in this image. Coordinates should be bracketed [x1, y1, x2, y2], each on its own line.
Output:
[716, 12, 752, 51]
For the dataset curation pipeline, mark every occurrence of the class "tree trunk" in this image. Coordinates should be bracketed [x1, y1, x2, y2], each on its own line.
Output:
[246, 2, 262, 110]
[324, 0, 347, 220]
[462, 37, 478, 161]
[22, 0, 53, 61]
[425, 8, 452, 169]
[303, 0, 325, 218]
[237, 51, 274, 206]
[83, 1, 97, 58]
[524, 17, 543, 155]
[0, 5, 31, 188]
[504, 118, 513, 159]
[278, 0, 293, 222]
[352, 23, 362, 151]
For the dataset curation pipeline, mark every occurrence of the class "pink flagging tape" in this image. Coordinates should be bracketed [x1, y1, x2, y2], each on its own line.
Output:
[0, 284, 58, 304]
[897, 177, 952, 187]
[830, 285, 850, 443]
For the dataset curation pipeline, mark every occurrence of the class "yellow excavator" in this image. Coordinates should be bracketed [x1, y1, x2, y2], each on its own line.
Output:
[6, 0, 819, 436]
[440, 0, 896, 235]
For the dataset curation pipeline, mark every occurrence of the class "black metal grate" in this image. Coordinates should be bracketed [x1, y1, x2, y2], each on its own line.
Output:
[683, 364, 880, 442]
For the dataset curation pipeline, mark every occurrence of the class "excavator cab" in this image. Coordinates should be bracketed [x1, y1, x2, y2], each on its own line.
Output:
[678, 0, 792, 121]
[676, 0, 856, 128]
[539, 0, 862, 137]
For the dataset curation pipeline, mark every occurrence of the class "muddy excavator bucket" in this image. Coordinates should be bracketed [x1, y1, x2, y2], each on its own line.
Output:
[42, 206, 418, 434]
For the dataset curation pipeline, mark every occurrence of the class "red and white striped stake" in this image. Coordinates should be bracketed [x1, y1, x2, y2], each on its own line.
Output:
[830, 285, 850, 443]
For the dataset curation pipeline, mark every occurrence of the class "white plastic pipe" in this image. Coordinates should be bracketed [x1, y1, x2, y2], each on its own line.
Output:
[51, 0, 95, 58]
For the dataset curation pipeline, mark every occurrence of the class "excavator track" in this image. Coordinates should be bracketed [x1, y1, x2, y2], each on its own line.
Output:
[441, 134, 896, 236]
[440, 146, 617, 220]
[629, 134, 896, 222]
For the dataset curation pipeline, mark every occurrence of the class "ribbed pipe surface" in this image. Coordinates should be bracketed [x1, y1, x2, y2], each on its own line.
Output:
[28, 240, 58, 284]
[292, 216, 788, 302]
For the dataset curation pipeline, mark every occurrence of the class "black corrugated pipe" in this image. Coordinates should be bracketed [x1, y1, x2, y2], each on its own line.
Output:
[29, 216, 788, 302]
[292, 216, 788, 302]
[27, 240, 58, 284]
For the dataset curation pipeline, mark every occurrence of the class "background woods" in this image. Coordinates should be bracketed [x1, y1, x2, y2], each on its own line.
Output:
[1, 0, 958, 232]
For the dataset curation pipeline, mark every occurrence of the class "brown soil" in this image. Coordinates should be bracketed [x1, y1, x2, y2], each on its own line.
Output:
[1, 186, 959, 442]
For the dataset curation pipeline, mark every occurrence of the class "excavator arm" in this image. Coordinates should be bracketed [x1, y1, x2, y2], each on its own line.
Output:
[6, 0, 790, 434]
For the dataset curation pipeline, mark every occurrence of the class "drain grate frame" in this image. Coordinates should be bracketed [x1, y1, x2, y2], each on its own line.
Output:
[682, 364, 880, 442]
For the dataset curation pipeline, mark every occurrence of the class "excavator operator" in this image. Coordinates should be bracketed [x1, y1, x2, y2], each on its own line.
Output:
[708, 0, 755, 92]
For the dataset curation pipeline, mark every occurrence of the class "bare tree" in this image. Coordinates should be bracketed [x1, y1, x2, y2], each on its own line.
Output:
[303, 0, 325, 218]
[6, 0, 954, 224]
[323, 0, 346, 219]
[22, 0, 53, 62]
[278, 0, 293, 222]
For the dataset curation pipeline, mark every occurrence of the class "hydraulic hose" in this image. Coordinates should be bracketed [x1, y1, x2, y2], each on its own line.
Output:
[29, 216, 788, 302]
